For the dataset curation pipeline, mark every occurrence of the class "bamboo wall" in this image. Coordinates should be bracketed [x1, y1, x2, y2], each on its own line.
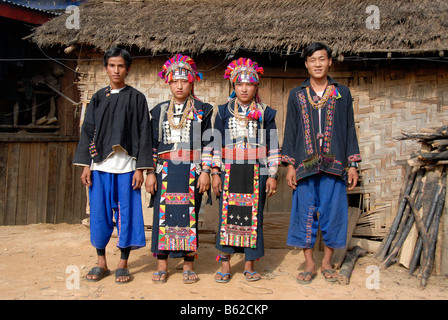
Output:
[74, 52, 448, 241]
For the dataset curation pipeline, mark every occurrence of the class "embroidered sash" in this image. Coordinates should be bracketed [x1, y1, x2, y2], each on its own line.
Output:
[220, 163, 259, 248]
[158, 161, 197, 251]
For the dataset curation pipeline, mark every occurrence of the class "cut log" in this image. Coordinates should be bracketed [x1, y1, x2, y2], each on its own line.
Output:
[382, 178, 425, 269]
[396, 130, 448, 141]
[376, 168, 422, 261]
[419, 151, 448, 161]
[375, 167, 419, 260]
[332, 207, 361, 268]
[421, 186, 446, 288]
[405, 195, 430, 247]
[408, 184, 442, 275]
[349, 237, 381, 253]
[431, 139, 448, 149]
[337, 246, 367, 285]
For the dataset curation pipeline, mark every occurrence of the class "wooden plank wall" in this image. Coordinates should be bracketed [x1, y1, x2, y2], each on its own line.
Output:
[0, 140, 87, 225]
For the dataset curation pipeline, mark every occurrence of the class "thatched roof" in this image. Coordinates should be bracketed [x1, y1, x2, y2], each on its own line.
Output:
[32, 0, 448, 56]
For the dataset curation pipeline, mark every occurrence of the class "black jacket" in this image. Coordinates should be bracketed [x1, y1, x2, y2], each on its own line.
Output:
[281, 77, 361, 181]
[73, 85, 153, 169]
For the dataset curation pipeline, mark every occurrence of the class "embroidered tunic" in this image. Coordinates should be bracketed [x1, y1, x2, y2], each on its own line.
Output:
[150, 98, 213, 256]
[213, 99, 280, 259]
[281, 77, 361, 182]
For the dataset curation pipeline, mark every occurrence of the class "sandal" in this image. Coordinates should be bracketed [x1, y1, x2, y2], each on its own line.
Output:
[321, 269, 338, 282]
[215, 272, 231, 283]
[243, 271, 261, 282]
[296, 271, 317, 285]
[115, 268, 131, 284]
[86, 267, 110, 282]
[152, 271, 168, 284]
[183, 270, 199, 284]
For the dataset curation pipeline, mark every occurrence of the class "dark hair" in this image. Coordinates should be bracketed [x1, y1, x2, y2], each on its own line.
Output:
[103, 47, 132, 69]
[303, 42, 332, 60]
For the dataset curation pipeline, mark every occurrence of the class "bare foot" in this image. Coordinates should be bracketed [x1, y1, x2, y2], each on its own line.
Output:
[243, 260, 261, 281]
[214, 256, 231, 282]
[152, 258, 168, 282]
[321, 258, 338, 281]
[183, 261, 199, 283]
[296, 259, 316, 283]
[115, 259, 130, 283]
[86, 255, 108, 281]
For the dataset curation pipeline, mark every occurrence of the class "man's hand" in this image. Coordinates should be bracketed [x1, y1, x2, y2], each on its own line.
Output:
[347, 167, 359, 191]
[145, 172, 157, 195]
[80, 166, 92, 186]
[286, 164, 297, 190]
[132, 169, 144, 190]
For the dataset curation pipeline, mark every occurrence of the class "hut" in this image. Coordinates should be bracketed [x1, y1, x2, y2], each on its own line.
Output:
[28, 0, 448, 259]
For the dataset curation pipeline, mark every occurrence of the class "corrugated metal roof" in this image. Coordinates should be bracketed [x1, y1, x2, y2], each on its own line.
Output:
[1, 0, 84, 15]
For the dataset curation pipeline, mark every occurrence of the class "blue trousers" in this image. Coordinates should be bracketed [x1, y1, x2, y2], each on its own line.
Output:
[287, 173, 348, 249]
[89, 171, 146, 250]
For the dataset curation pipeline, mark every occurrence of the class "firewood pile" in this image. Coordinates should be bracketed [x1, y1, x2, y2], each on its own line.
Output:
[375, 125, 448, 288]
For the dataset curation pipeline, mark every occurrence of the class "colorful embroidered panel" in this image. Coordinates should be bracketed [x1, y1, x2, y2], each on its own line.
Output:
[220, 163, 259, 248]
[158, 161, 197, 251]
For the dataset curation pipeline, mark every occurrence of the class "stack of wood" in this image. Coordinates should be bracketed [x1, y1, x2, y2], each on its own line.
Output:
[375, 125, 448, 288]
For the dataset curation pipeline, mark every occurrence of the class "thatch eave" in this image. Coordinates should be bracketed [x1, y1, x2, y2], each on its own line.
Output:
[31, 0, 448, 56]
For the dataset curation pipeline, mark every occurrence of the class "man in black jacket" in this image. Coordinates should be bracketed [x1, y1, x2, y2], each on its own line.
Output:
[73, 47, 153, 283]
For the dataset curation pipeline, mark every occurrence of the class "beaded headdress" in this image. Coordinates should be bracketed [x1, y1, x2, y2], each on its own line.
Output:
[224, 57, 264, 84]
[159, 54, 203, 84]
[224, 57, 264, 103]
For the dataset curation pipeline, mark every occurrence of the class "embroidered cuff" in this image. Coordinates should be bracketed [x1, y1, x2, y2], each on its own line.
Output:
[212, 150, 222, 168]
[281, 154, 296, 166]
[152, 148, 158, 168]
[201, 147, 213, 168]
[348, 154, 362, 163]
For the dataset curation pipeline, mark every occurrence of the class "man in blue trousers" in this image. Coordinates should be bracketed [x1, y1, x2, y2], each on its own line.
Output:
[282, 42, 361, 284]
[73, 47, 154, 284]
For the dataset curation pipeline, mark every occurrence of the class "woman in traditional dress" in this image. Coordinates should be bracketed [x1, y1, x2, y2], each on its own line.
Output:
[211, 58, 280, 283]
[145, 54, 213, 284]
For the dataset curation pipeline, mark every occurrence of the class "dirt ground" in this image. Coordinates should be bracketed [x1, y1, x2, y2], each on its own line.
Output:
[0, 223, 447, 301]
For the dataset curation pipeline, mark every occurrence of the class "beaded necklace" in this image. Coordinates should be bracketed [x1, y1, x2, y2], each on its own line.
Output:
[233, 99, 257, 124]
[166, 97, 194, 130]
[305, 85, 335, 110]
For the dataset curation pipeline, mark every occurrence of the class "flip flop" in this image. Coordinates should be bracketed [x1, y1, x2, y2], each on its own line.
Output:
[152, 271, 168, 284]
[115, 268, 131, 284]
[321, 269, 338, 282]
[215, 272, 231, 283]
[243, 271, 261, 282]
[183, 270, 199, 284]
[86, 267, 110, 282]
[296, 271, 317, 284]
